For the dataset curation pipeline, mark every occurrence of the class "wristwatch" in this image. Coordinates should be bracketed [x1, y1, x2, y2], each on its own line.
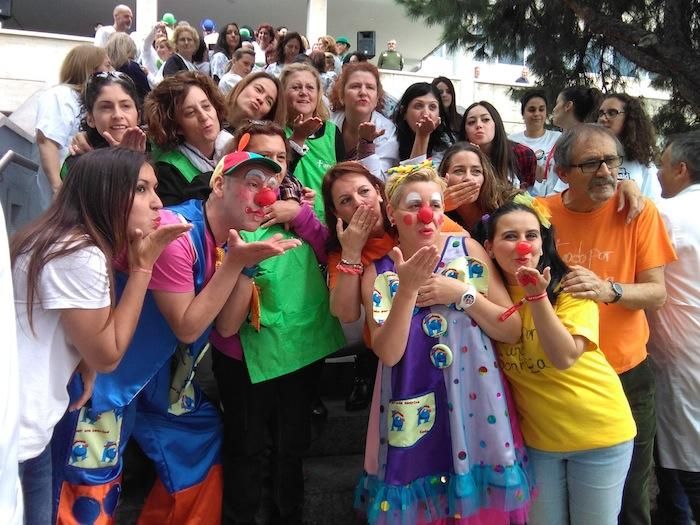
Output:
[607, 280, 623, 304]
[456, 284, 477, 311]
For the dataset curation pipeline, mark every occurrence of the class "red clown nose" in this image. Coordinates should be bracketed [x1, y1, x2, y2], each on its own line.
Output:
[516, 241, 532, 256]
[254, 188, 277, 207]
[417, 205, 433, 224]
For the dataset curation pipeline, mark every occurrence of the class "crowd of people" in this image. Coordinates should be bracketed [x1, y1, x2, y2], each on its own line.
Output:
[1, 5, 698, 525]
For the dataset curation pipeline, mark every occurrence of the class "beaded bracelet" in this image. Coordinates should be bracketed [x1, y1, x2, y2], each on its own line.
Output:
[337, 259, 364, 275]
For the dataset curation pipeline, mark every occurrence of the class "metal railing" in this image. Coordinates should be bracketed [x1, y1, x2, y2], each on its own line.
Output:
[0, 150, 39, 180]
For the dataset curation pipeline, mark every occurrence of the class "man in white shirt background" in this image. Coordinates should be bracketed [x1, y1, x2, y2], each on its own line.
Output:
[94, 4, 133, 48]
[647, 130, 700, 523]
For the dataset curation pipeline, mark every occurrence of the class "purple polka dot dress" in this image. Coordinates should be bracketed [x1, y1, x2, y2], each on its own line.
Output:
[355, 236, 533, 525]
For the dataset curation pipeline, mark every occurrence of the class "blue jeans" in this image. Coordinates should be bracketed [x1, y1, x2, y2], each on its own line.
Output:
[655, 465, 700, 524]
[18, 445, 52, 525]
[527, 440, 634, 525]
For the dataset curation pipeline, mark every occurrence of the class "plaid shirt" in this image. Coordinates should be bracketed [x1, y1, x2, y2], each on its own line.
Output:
[278, 173, 304, 203]
[511, 141, 537, 188]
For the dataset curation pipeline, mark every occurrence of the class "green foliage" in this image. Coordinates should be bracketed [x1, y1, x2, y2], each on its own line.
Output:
[395, 0, 700, 136]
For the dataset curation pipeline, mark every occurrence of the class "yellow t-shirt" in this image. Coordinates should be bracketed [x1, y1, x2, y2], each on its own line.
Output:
[541, 193, 677, 373]
[497, 289, 636, 452]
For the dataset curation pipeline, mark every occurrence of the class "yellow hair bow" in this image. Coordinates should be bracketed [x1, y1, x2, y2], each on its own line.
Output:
[386, 159, 435, 176]
[513, 192, 552, 229]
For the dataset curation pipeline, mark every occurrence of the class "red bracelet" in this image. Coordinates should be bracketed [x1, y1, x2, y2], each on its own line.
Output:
[336, 261, 363, 275]
[526, 292, 548, 302]
[498, 292, 548, 321]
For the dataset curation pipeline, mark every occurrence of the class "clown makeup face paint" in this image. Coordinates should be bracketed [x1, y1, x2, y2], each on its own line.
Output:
[224, 165, 279, 231]
[485, 210, 542, 285]
[390, 182, 444, 243]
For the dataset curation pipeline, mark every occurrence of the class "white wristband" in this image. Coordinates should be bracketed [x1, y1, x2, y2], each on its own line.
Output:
[289, 139, 309, 156]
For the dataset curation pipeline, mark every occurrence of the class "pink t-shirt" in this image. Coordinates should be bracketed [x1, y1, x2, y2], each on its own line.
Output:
[149, 209, 244, 359]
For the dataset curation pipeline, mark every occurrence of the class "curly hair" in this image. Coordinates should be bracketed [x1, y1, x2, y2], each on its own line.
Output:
[317, 35, 337, 54]
[602, 93, 658, 165]
[143, 71, 225, 150]
[329, 62, 385, 113]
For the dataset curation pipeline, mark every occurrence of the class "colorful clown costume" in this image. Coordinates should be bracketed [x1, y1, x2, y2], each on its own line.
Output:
[356, 236, 533, 525]
[51, 200, 223, 524]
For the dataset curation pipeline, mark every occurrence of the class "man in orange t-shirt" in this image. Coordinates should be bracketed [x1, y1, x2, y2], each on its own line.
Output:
[541, 124, 677, 525]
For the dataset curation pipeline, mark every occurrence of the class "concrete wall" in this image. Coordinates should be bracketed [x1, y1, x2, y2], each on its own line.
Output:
[0, 29, 91, 114]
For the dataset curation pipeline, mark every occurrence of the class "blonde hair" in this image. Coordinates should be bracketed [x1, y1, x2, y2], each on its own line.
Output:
[155, 37, 173, 51]
[171, 25, 200, 52]
[105, 32, 137, 69]
[279, 63, 329, 124]
[59, 44, 108, 88]
[385, 166, 446, 208]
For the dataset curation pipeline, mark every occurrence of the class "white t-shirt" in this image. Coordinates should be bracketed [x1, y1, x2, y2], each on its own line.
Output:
[35, 85, 82, 166]
[210, 51, 230, 80]
[509, 129, 562, 196]
[219, 73, 242, 95]
[330, 110, 399, 182]
[0, 204, 22, 524]
[14, 243, 110, 461]
[94, 25, 117, 47]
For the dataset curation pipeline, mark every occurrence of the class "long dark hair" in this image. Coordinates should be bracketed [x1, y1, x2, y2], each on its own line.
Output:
[276, 32, 305, 65]
[11, 148, 146, 330]
[321, 161, 393, 253]
[431, 76, 461, 133]
[484, 202, 568, 304]
[393, 82, 454, 161]
[560, 86, 601, 123]
[216, 23, 242, 58]
[461, 101, 517, 185]
[81, 71, 141, 148]
[601, 93, 657, 165]
[438, 142, 518, 232]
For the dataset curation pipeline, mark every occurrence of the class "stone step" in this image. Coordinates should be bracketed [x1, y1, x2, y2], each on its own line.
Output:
[308, 399, 369, 457]
[303, 454, 366, 525]
[115, 447, 366, 524]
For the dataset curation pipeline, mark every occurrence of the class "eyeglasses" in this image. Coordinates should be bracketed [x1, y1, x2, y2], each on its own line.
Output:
[597, 109, 625, 119]
[569, 155, 624, 173]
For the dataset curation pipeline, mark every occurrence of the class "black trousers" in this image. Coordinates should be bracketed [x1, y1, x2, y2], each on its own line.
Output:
[212, 349, 320, 525]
